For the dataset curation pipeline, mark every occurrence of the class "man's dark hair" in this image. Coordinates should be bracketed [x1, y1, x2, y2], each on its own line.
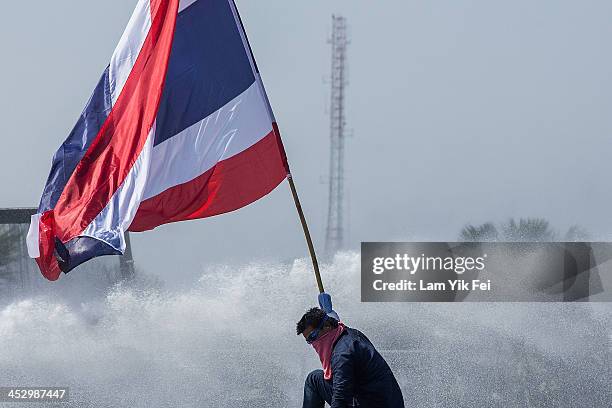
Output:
[296, 307, 338, 335]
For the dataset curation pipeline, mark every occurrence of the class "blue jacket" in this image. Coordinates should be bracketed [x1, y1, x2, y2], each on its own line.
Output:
[330, 327, 405, 408]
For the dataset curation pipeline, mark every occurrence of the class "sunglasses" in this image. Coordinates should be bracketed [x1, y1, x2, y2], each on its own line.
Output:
[306, 314, 328, 344]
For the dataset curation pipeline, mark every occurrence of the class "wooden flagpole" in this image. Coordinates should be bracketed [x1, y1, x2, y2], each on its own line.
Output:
[287, 173, 324, 293]
[226, 0, 324, 294]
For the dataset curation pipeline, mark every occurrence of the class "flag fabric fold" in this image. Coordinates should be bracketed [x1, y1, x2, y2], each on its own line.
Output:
[27, 0, 289, 280]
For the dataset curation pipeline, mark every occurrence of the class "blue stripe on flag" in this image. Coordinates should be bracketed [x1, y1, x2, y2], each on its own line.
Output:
[58, 236, 122, 273]
[153, 0, 255, 146]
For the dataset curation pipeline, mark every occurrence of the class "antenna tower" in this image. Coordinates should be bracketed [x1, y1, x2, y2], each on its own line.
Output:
[325, 15, 349, 256]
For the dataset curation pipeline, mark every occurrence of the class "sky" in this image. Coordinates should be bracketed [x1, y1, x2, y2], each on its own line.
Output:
[2, 0, 612, 283]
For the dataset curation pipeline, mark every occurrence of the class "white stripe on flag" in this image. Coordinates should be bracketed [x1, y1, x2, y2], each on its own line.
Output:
[26, 214, 41, 258]
[81, 126, 156, 252]
[142, 79, 273, 201]
[179, 0, 199, 12]
[109, 0, 153, 105]
[71, 0, 159, 251]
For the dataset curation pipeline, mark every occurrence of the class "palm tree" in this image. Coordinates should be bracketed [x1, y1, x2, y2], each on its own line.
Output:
[459, 218, 587, 242]
[564, 225, 589, 241]
[502, 218, 555, 242]
[459, 222, 499, 241]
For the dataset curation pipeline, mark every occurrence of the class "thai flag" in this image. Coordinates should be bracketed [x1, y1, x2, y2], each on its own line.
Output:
[26, 0, 289, 280]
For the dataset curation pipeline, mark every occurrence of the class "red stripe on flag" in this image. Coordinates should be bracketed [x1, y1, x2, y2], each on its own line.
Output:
[36, 211, 61, 281]
[52, 0, 179, 242]
[128, 130, 288, 232]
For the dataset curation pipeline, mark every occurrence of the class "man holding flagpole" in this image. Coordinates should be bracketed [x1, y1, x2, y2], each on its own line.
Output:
[297, 299, 405, 408]
[22, 0, 405, 405]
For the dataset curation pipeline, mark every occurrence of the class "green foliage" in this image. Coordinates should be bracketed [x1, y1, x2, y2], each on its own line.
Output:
[459, 222, 499, 242]
[459, 218, 589, 242]
[502, 218, 555, 242]
[564, 225, 589, 241]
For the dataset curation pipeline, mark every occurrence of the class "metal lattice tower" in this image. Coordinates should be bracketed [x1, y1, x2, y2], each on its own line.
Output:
[325, 15, 349, 256]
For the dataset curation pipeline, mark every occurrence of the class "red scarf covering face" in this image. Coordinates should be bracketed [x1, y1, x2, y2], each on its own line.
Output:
[311, 322, 346, 380]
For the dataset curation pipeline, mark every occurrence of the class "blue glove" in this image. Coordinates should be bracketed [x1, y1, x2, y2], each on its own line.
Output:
[318, 292, 340, 322]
